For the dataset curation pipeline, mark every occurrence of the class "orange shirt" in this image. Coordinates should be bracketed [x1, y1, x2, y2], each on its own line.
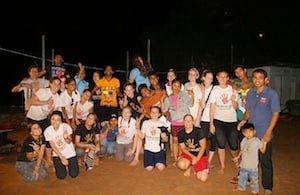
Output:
[96, 77, 120, 107]
[140, 91, 162, 117]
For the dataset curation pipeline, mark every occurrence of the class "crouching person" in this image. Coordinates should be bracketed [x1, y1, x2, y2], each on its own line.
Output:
[44, 111, 79, 179]
[16, 122, 48, 182]
[75, 113, 100, 170]
[176, 114, 209, 182]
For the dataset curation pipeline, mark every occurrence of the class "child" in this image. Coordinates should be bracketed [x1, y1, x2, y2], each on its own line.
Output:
[98, 114, 119, 159]
[233, 123, 267, 195]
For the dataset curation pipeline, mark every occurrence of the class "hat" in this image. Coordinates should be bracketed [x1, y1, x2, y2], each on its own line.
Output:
[108, 113, 118, 120]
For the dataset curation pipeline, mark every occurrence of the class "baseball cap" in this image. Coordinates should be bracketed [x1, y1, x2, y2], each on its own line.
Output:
[108, 113, 118, 120]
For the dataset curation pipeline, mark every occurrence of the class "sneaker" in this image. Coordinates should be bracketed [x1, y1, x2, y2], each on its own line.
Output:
[264, 189, 272, 195]
[230, 176, 238, 184]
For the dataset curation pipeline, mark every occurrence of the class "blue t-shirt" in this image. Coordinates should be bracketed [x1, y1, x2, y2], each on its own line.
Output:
[129, 68, 150, 90]
[246, 86, 281, 138]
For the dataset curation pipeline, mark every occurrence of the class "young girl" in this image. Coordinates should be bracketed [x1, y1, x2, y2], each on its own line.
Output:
[44, 111, 79, 179]
[136, 106, 169, 171]
[115, 106, 137, 163]
[162, 78, 193, 165]
[15, 123, 48, 182]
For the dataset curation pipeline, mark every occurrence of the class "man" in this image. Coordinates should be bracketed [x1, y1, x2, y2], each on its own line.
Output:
[237, 68, 280, 195]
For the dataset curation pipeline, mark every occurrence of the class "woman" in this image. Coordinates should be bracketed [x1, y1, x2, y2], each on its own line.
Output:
[75, 112, 100, 170]
[44, 111, 79, 179]
[16, 123, 48, 182]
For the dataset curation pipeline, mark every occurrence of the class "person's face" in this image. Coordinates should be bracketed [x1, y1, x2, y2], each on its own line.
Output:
[30, 124, 42, 136]
[122, 107, 132, 119]
[54, 55, 64, 65]
[109, 118, 118, 127]
[234, 67, 246, 79]
[253, 72, 267, 88]
[66, 80, 76, 91]
[188, 70, 198, 82]
[82, 90, 91, 101]
[124, 85, 134, 97]
[202, 73, 214, 86]
[86, 114, 96, 126]
[149, 75, 159, 85]
[104, 66, 113, 75]
[242, 129, 255, 139]
[150, 107, 160, 120]
[216, 72, 229, 85]
[93, 72, 100, 82]
[51, 79, 61, 93]
[171, 81, 181, 94]
[184, 115, 194, 129]
[140, 88, 150, 97]
[167, 72, 176, 82]
[29, 68, 39, 79]
[50, 114, 62, 129]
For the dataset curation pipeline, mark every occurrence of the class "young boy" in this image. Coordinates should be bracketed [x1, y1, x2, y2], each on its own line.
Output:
[233, 123, 267, 195]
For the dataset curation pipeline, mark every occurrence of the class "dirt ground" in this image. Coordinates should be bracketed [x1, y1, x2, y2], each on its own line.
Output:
[0, 111, 299, 195]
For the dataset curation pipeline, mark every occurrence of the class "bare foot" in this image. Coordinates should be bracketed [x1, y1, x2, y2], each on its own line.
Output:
[172, 161, 177, 167]
[183, 167, 191, 177]
[218, 168, 224, 175]
[233, 187, 244, 192]
[129, 159, 139, 166]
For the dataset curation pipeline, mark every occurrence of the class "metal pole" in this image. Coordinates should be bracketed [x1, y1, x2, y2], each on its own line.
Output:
[126, 50, 129, 79]
[147, 39, 150, 63]
[42, 35, 45, 71]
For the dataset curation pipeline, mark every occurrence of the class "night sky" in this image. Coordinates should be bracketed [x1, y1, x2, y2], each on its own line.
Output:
[1, 1, 300, 106]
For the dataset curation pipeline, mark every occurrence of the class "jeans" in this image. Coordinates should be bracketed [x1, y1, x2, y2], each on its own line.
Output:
[238, 167, 259, 193]
[98, 138, 116, 157]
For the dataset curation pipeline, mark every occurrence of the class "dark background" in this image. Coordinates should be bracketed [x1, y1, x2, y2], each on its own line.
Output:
[1, 1, 300, 107]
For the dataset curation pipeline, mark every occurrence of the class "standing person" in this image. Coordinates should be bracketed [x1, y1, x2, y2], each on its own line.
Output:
[165, 68, 184, 96]
[176, 114, 209, 182]
[162, 78, 193, 165]
[11, 65, 49, 115]
[230, 64, 253, 121]
[184, 67, 202, 126]
[60, 78, 81, 130]
[90, 71, 102, 122]
[129, 54, 153, 90]
[74, 112, 100, 170]
[237, 68, 280, 195]
[74, 62, 89, 95]
[209, 70, 239, 175]
[44, 111, 79, 179]
[136, 106, 169, 171]
[233, 123, 267, 195]
[229, 64, 254, 184]
[92, 65, 121, 123]
[15, 123, 48, 182]
[39, 54, 70, 79]
[26, 76, 62, 168]
[198, 70, 216, 168]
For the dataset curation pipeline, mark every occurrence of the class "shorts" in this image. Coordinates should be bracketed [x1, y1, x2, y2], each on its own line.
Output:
[180, 153, 208, 173]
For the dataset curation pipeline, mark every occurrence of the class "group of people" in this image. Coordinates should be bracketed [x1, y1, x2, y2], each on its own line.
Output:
[12, 54, 280, 195]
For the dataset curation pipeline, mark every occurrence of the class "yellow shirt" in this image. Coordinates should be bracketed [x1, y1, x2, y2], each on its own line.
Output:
[96, 77, 120, 107]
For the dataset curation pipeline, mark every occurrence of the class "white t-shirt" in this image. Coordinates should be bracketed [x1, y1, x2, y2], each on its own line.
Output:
[75, 100, 94, 121]
[184, 82, 202, 119]
[44, 123, 76, 159]
[26, 88, 62, 121]
[116, 117, 136, 144]
[141, 119, 165, 153]
[210, 85, 238, 122]
[60, 90, 81, 119]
